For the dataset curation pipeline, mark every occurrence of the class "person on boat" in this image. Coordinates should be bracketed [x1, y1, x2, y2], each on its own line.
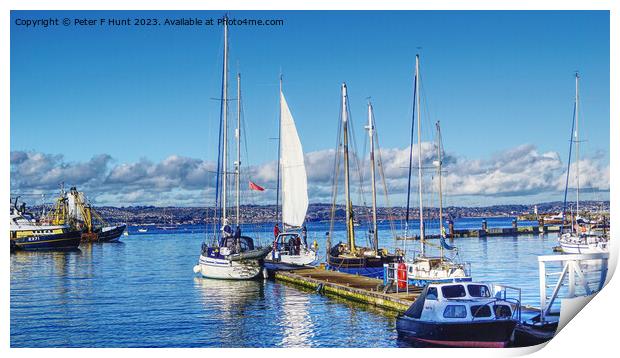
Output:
[223, 224, 232, 237]
[294, 235, 301, 255]
[234, 225, 241, 239]
[330, 241, 343, 257]
[302, 224, 308, 247]
[274, 224, 280, 239]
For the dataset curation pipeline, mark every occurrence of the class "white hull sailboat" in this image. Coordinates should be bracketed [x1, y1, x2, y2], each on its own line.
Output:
[197, 250, 263, 279]
[402, 55, 471, 287]
[558, 73, 609, 254]
[266, 77, 318, 268]
[194, 17, 270, 280]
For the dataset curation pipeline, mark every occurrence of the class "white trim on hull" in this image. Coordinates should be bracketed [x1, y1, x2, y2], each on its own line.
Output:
[198, 255, 262, 280]
[558, 233, 609, 254]
[559, 242, 608, 254]
[266, 248, 318, 266]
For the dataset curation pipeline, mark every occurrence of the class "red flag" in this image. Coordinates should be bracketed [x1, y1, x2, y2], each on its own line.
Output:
[249, 181, 265, 192]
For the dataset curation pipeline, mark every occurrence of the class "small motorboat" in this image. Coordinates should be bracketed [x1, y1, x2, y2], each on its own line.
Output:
[396, 282, 521, 348]
[138, 228, 148, 233]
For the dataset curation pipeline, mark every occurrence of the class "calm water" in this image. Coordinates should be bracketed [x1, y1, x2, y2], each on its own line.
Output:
[11, 218, 559, 347]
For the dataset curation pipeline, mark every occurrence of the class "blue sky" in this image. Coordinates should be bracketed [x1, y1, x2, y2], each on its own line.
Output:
[10, 10, 610, 206]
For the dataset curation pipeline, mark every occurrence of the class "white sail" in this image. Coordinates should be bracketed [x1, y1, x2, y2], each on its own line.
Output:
[280, 91, 308, 228]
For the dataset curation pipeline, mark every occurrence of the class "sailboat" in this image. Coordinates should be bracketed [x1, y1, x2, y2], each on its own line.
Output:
[558, 73, 609, 254]
[326, 83, 402, 279]
[158, 207, 176, 230]
[403, 55, 471, 287]
[193, 17, 271, 280]
[265, 76, 318, 269]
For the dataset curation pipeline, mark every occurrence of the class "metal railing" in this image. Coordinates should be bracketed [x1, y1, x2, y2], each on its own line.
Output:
[538, 252, 608, 322]
[383, 263, 409, 294]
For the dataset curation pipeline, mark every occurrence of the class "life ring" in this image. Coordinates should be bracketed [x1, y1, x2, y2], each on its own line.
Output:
[397, 263, 407, 289]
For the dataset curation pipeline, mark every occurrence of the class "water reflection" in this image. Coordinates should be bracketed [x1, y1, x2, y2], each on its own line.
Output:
[279, 286, 314, 347]
[193, 277, 266, 347]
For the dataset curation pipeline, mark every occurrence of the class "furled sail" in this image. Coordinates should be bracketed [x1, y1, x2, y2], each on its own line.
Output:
[280, 91, 308, 228]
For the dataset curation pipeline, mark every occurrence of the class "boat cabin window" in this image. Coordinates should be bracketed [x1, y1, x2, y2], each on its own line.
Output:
[493, 304, 512, 319]
[426, 287, 438, 300]
[467, 284, 491, 298]
[470, 305, 492, 318]
[443, 305, 467, 318]
[441, 285, 466, 298]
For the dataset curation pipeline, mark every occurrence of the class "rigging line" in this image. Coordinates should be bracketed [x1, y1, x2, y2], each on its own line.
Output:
[562, 100, 577, 233]
[373, 113, 398, 241]
[405, 68, 418, 228]
[328, 92, 344, 253]
[345, 93, 371, 246]
[212, 45, 226, 242]
[360, 112, 373, 232]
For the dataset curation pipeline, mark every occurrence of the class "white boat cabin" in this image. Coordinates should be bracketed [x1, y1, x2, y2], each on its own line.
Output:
[404, 282, 520, 322]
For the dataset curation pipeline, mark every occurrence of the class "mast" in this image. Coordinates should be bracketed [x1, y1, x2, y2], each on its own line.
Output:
[222, 17, 229, 226]
[415, 54, 425, 256]
[235, 73, 241, 226]
[436, 121, 444, 259]
[342, 83, 355, 253]
[275, 75, 283, 228]
[575, 73, 580, 218]
[367, 100, 379, 253]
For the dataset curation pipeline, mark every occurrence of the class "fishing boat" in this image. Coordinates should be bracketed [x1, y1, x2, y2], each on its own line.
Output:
[400, 55, 471, 287]
[326, 84, 402, 279]
[396, 282, 521, 348]
[10, 198, 82, 251]
[64, 186, 126, 242]
[558, 73, 609, 254]
[193, 19, 271, 280]
[265, 76, 318, 269]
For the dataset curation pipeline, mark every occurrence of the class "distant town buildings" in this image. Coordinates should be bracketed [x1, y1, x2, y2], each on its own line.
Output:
[29, 201, 609, 226]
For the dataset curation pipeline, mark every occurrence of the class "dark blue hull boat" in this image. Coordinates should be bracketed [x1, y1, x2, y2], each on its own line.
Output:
[327, 251, 401, 279]
[396, 316, 517, 348]
[12, 229, 82, 251]
[92, 224, 126, 242]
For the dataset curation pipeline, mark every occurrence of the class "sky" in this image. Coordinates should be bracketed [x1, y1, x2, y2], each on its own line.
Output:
[10, 10, 610, 207]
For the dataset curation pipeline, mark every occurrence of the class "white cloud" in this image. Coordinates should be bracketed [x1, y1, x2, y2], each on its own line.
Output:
[10, 143, 609, 207]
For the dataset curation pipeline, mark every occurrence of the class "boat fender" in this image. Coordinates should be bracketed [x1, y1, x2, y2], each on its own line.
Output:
[192, 265, 201, 274]
[397, 263, 407, 289]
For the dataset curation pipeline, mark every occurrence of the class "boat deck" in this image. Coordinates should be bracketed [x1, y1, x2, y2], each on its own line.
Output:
[273, 267, 422, 312]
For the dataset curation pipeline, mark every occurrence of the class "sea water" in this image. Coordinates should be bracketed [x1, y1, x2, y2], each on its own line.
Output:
[10, 218, 560, 347]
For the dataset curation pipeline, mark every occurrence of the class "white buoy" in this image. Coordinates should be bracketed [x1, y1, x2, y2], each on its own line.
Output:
[193, 265, 201, 274]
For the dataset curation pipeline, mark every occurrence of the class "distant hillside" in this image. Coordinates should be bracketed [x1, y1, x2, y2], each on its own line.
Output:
[26, 201, 609, 226]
